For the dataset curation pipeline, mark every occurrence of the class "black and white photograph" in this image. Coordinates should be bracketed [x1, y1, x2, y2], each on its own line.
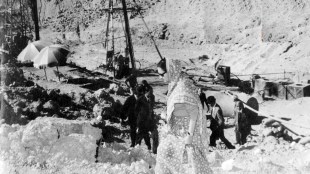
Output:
[1, 0, 310, 173]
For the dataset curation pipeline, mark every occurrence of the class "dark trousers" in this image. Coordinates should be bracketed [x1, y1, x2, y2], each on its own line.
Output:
[130, 124, 137, 147]
[235, 127, 249, 145]
[151, 129, 159, 154]
[136, 128, 151, 150]
[210, 128, 234, 149]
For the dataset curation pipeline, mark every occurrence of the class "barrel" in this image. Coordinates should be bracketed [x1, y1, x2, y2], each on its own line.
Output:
[157, 58, 166, 75]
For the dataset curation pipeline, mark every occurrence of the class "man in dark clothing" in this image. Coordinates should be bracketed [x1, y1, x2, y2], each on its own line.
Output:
[233, 101, 250, 145]
[145, 87, 158, 154]
[121, 91, 138, 147]
[207, 96, 235, 149]
[141, 80, 153, 94]
[198, 88, 209, 111]
[135, 85, 152, 150]
[125, 73, 138, 95]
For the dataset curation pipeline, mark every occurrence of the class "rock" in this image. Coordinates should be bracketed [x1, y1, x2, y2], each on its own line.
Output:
[221, 159, 234, 171]
[14, 101, 26, 108]
[208, 151, 223, 166]
[17, 117, 102, 165]
[47, 134, 98, 164]
[27, 85, 47, 101]
[253, 148, 263, 155]
[72, 92, 85, 106]
[263, 136, 279, 144]
[43, 100, 60, 114]
[93, 104, 104, 117]
[28, 101, 43, 114]
[298, 136, 310, 145]
[262, 128, 273, 137]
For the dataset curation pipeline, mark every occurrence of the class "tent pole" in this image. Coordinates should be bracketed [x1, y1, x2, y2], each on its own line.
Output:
[44, 68, 47, 80]
[56, 66, 60, 81]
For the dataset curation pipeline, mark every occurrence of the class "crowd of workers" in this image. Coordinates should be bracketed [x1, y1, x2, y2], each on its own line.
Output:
[120, 74, 251, 153]
[121, 78, 158, 154]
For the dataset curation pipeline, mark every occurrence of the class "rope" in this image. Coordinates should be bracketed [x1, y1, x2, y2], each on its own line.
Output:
[132, 0, 165, 61]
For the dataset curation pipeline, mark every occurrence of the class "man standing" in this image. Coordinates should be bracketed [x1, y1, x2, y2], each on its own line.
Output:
[145, 86, 158, 154]
[121, 90, 138, 147]
[207, 96, 235, 149]
[233, 101, 250, 145]
[141, 80, 153, 94]
[125, 73, 138, 95]
[135, 85, 152, 150]
[198, 88, 209, 111]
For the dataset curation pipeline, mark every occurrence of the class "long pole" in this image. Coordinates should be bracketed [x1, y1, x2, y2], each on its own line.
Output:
[104, 0, 112, 68]
[224, 91, 310, 136]
[121, 0, 135, 71]
[111, 0, 115, 77]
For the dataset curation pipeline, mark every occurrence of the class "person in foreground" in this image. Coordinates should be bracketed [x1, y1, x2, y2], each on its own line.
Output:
[155, 59, 213, 174]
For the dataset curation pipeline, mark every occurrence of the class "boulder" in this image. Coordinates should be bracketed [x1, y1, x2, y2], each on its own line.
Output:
[299, 136, 310, 145]
[43, 100, 60, 114]
[207, 151, 223, 166]
[28, 101, 43, 115]
[93, 104, 104, 117]
[221, 159, 234, 171]
[47, 134, 98, 164]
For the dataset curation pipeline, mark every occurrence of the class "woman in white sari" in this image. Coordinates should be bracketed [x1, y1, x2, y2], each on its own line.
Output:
[155, 59, 213, 174]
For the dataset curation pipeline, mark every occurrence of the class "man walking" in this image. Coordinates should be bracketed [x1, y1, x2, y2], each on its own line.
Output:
[207, 96, 235, 149]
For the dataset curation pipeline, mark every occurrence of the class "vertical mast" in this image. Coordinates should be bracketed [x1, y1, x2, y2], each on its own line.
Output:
[121, 0, 135, 71]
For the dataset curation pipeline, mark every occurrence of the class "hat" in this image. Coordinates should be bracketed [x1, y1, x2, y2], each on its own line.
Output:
[207, 96, 216, 103]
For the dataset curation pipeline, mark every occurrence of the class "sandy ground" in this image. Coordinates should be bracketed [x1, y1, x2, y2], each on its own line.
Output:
[14, 29, 310, 173]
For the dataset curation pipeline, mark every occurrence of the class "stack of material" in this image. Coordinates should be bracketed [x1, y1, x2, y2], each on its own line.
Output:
[254, 78, 301, 100]
[286, 84, 310, 100]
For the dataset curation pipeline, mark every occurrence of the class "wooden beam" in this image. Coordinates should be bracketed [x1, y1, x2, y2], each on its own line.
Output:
[101, 7, 137, 11]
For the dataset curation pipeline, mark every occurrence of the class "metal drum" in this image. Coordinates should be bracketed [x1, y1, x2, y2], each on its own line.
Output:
[204, 91, 259, 120]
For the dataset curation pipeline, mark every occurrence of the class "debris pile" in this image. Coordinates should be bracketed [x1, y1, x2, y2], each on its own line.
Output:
[0, 117, 156, 173]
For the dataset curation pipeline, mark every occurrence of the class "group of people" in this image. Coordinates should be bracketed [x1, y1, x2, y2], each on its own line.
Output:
[199, 88, 251, 149]
[121, 78, 158, 154]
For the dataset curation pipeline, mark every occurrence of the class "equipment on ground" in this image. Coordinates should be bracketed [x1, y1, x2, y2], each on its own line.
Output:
[216, 65, 231, 85]
[102, 0, 137, 79]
